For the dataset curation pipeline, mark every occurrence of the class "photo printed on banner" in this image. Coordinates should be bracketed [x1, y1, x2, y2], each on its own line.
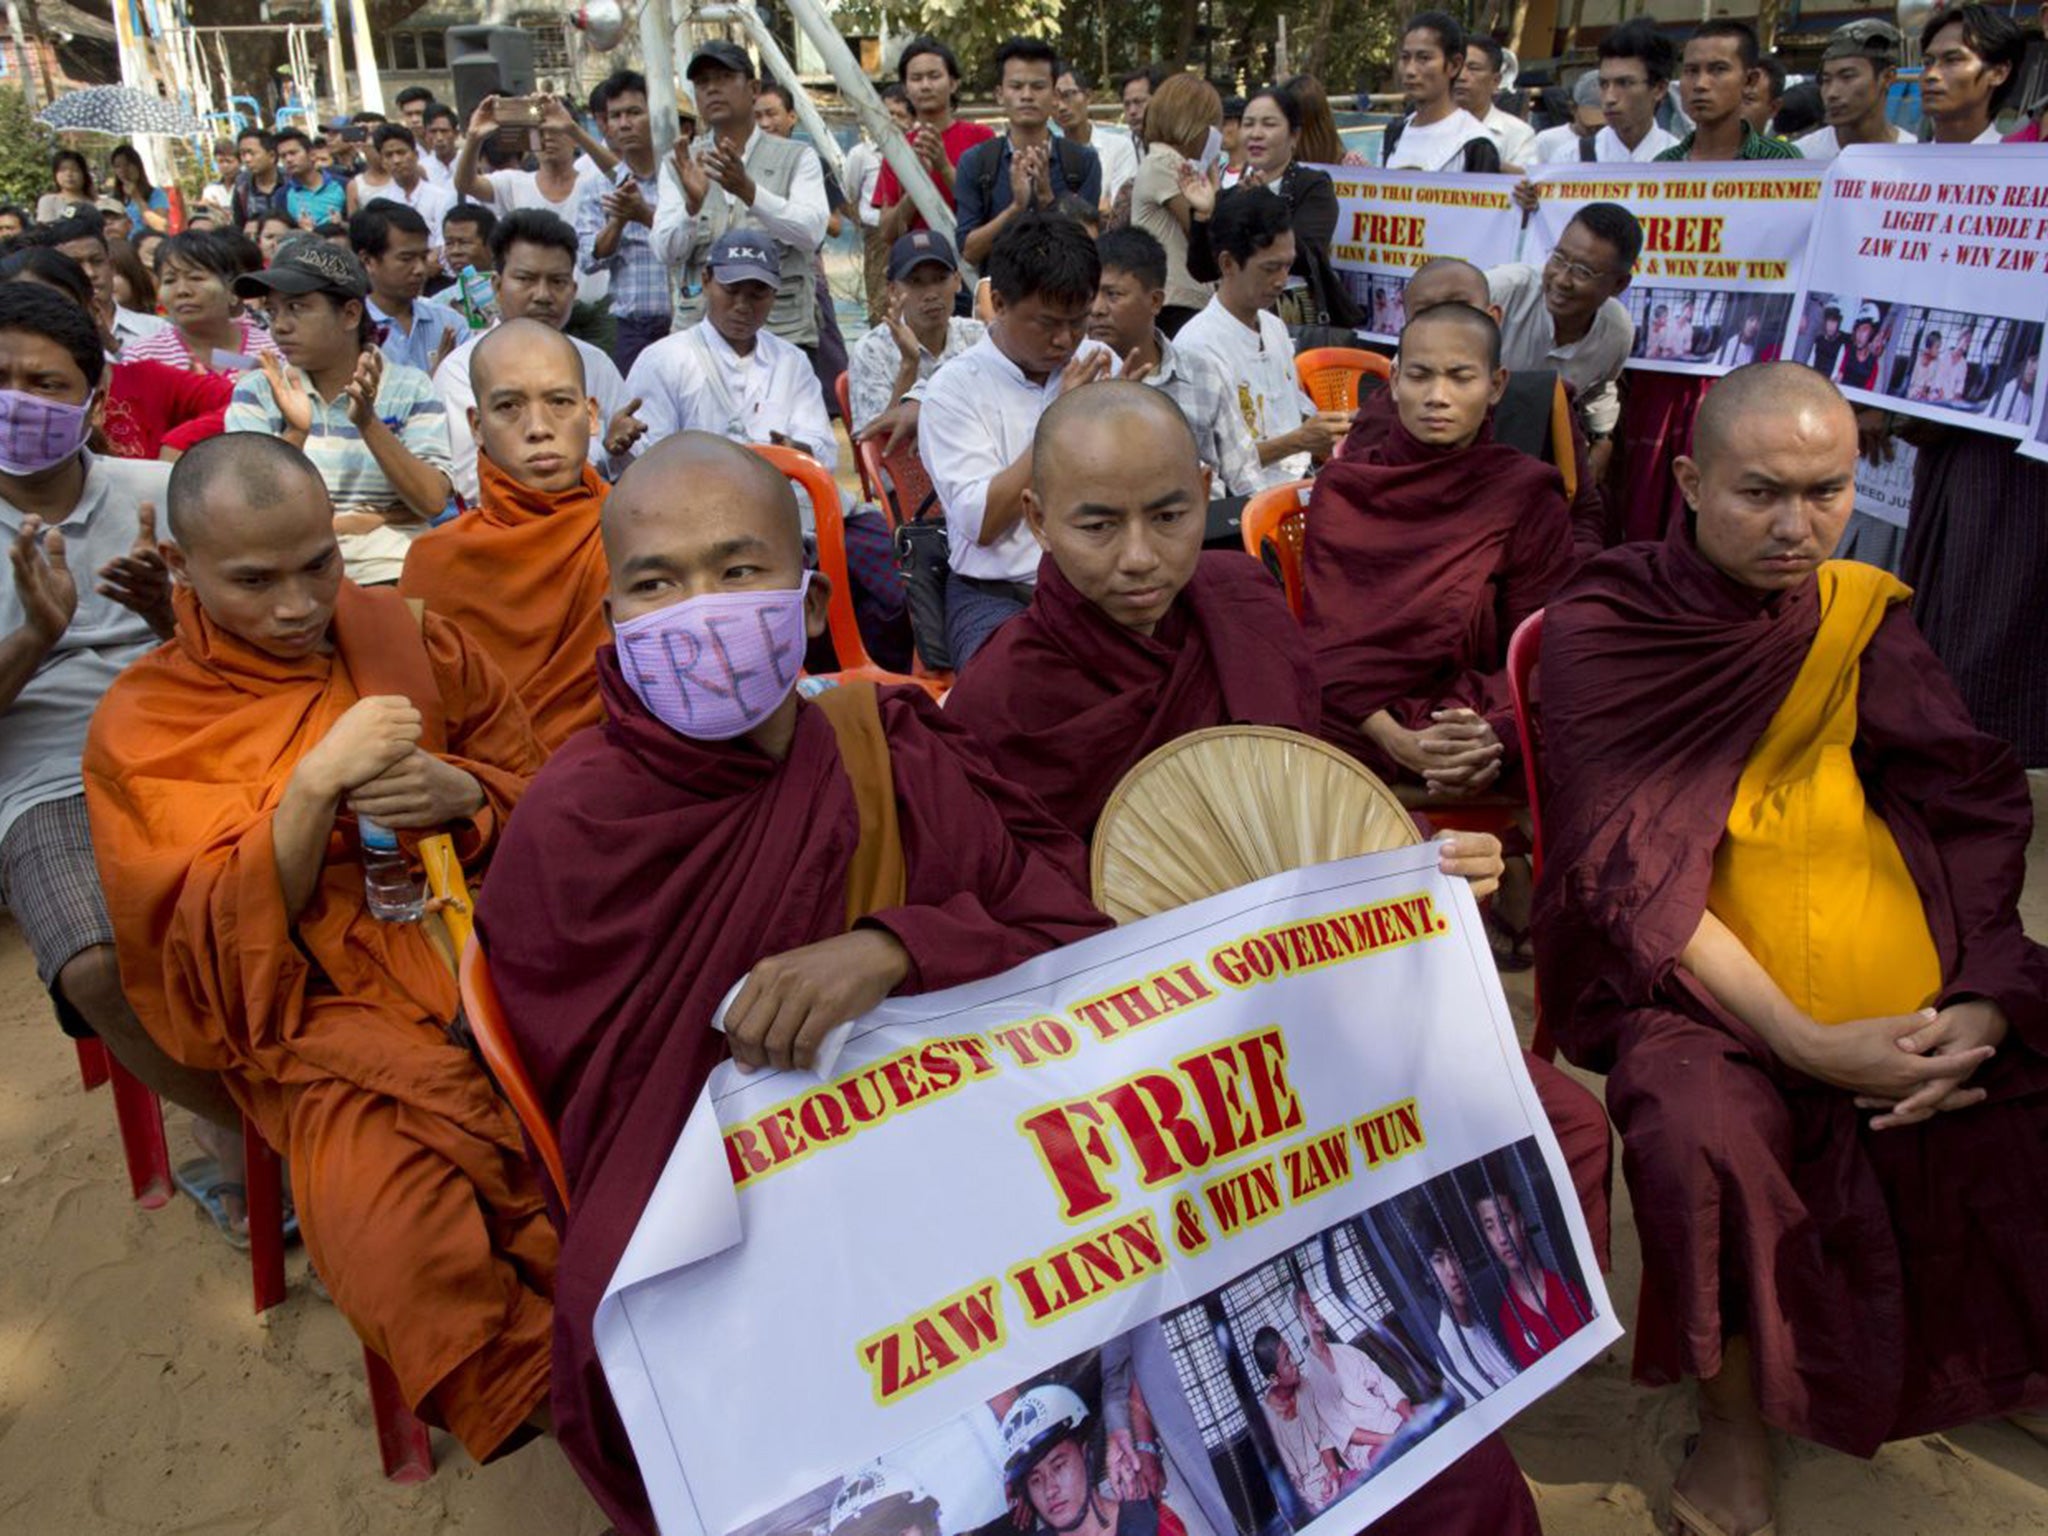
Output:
[1789, 293, 2041, 423]
[1320, 167, 1524, 342]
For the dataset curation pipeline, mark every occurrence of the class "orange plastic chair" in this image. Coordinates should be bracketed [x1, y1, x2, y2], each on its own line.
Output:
[1239, 479, 1313, 619]
[1505, 609, 1554, 1062]
[458, 939, 572, 1216]
[1295, 346, 1392, 412]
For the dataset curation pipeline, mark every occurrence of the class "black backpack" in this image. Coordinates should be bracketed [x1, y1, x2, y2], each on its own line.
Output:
[975, 136, 1093, 211]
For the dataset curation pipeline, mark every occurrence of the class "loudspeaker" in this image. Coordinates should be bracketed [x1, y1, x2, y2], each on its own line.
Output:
[447, 25, 536, 124]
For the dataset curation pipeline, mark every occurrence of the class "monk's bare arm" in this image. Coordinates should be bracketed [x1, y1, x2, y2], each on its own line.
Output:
[276, 697, 427, 918]
[273, 770, 341, 919]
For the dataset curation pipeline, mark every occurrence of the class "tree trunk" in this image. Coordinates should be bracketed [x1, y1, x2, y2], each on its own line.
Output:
[1169, 0, 1200, 70]
[1299, 0, 1339, 79]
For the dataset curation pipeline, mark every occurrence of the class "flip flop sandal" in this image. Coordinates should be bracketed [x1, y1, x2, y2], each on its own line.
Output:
[1669, 1488, 1774, 1536]
[173, 1155, 251, 1251]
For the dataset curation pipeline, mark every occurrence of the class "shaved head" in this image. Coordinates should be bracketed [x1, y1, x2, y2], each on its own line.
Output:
[1397, 302, 1503, 372]
[1404, 258, 1491, 315]
[472, 316, 585, 399]
[1032, 379, 1199, 501]
[1692, 360, 1854, 463]
[166, 432, 331, 553]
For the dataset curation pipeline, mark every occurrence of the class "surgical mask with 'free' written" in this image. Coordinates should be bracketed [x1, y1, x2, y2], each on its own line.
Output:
[613, 574, 812, 741]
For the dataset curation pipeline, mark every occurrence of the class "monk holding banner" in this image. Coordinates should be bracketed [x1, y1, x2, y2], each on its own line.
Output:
[402, 318, 610, 752]
[1302, 304, 1573, 792]
[473, 432, 1111, 1534]
[1534, 364, 2048, 1536]
[82, 433, 557, 1463]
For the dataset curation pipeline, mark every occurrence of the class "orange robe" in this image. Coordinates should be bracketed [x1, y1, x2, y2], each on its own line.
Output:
[83, 582, 556, 1460]
[400, 455, 611, 753]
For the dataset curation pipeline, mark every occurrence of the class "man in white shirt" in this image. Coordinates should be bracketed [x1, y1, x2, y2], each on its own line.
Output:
[1384, 12, 1503, 172]
[1293, 1288, 1412, 1472]
[419, 104, 462, 189]
[434, 208, 644, 504]
[362, 126, 456, 257]
[624, 232, 835, 493]
[846, 230, 985, 436]
[455, 94, 615, 233]
[1798, 20, 1915, 160]
[918, 212, 1117, 667]
[842, 85, 908, 325]
[1054, 64, 1139, 211]
[654, 41, 831, 356]
[1424, 1232, 1519, 1403]
[1251, 1328, 1346, 1512]
[1174, 188, 1349, 486]
[1530, 72, 1607, 164]
[1486, 204, 1638, 471]
[1458, 34, 1538, 166]
[1591, 19, 1682, 162]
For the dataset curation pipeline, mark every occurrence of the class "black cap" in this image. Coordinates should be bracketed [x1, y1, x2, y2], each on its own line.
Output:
[233, 236, 371, 301]
[686, 40, 754, 81]
[886, 229, 958, 282]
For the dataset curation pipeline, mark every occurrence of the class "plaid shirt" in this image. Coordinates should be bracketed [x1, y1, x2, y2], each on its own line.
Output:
[847, 317, 985, 434]
[576, 163, 668, 319]
[1146, 333, 1266, 499]
[1654, 120, 1806, 161]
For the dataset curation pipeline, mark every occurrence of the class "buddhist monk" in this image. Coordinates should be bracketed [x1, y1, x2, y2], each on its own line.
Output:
[1304, 303, 1573, 794]
[1533, 363, 2048, 1536]
[401, 318, 610, 752]
[1337, 257, 1607, 561]
[943, 386, 1611, 1535]
[83, 432, 557, 1464]
[472, 432, 1112, 1534]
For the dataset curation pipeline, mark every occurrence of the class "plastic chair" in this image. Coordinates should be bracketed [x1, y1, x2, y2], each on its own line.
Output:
[855, 430, 937, 531]
[457, 940, 571, 1217]
[1549, 377, 1578, 502]
[1295, 347, 1393, 413]
[749, 443, 944, 696]
[1239, 479, 1313, 619]
[834, 373, 877, 501]
[1505, 609, 1554, 1062]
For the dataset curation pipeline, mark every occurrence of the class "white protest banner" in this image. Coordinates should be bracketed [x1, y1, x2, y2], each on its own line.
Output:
[1320, 167, 1523, 341]
[1852, 445, 1919, 531]
[1785, 143, 2048, 438]
[1524, 161, 1823, 377]
[597, 845, 1617, 1536]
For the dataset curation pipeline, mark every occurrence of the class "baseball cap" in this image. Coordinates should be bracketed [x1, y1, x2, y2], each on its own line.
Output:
[234, 236, 372, 301]
[886, 230, 958, 282]
[707, 231, 781, 288]
[1822, 19, 1902, 69]
[687, 40, 754, 81]
[94, 195, 126, 215]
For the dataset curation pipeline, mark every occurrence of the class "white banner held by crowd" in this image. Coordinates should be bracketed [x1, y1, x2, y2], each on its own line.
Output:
[597, 846, 1617, 1536]
[1525, 161, 1823, 378]
[1852, 444, 1920, 531]
[1321, 167, 1523, 342]
[1785, 143, 2048, 439]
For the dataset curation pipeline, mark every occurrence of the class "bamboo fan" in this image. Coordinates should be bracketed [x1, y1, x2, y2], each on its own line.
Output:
[1090, 726, 1418, 924]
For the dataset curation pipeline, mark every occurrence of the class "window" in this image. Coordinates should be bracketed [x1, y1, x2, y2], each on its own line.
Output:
[519, 20, 572, 76]
[1160, 1303, 1249, 1446]
[419, 30, 448, 70]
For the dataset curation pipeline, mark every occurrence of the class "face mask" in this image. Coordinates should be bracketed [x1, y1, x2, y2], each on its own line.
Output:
[0, 388, 93, 476]
[1196, 126, 1225, 175]
[613, 574, 812, 741]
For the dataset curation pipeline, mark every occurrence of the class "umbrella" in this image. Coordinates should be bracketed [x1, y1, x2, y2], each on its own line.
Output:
[36, 85, 204, 139]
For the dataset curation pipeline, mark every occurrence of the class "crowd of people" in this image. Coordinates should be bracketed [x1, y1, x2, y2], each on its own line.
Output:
[2, 6, 2044, 1536]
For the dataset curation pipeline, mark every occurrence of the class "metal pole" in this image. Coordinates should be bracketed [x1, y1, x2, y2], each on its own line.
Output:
[321, 0, 348, 122]
[697, 2, 844, 182]
[348, 0, 385, 114]
[642, 0, 680, 163]
[771, 0, 951, 237]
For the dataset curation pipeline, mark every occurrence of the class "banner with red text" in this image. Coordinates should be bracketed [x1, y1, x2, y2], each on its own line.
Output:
[595, 846, 1617, 1536]
[1320, 167, 1524, 341]
[1784, 143, 2048, 439]
[1525, 161, 1823, 377]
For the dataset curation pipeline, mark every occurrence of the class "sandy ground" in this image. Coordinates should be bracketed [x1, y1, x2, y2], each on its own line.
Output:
[2, 781, 2043, 1535]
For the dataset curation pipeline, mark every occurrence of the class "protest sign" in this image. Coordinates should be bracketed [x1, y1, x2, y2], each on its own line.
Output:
[1525, 162, 1823, 377]
[596, 846, 1617, 1536]
[1852, 445, 1919, 531]
[1784, 143, 2048, 438]
[1319, 167, 1523, 341]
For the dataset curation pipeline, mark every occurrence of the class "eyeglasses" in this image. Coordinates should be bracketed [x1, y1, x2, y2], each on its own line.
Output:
[1545, 249, 1620, 285]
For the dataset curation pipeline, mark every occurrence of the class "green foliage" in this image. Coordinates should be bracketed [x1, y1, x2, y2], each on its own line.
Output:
[0, 87, 54, 208]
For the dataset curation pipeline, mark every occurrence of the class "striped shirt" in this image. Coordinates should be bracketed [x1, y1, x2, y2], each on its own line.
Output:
[576, 163, 668, 319]
[118, 314, 279, 372]
[226, 356, 452, 586]
[367, 296, 468, 375]
[1654, 121, 1805, 161]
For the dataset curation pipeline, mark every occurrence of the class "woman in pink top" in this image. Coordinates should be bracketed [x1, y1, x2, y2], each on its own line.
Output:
[120, 229, 280, 373]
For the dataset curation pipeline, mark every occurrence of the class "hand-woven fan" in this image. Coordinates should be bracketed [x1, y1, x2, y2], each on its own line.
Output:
[1090, 726, 1418, 924]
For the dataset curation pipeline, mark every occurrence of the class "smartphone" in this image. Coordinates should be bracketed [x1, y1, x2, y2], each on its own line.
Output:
[497, 96, 545, 128]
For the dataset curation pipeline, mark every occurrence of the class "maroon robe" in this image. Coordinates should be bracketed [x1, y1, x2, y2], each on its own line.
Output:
[1304, 418, 1573, 780]
[946, 551, 1321, 841]
[1340, 376, 1610, 562]
[1614, 373, 1705, 544]
[1532, 525, 2048, 1454]
[475, 660, 1111, 1532]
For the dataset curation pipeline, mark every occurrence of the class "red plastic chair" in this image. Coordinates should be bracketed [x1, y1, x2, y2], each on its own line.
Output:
[855, 429, 937, 531]
[750, 442, 944, 697]
[457, 939, 571, 1216]
[1506, 609, 1554, 1062]
[1239, 479, 1313, 619]
[1294, 346, 1392, 412]
[834, 373, 877, 500]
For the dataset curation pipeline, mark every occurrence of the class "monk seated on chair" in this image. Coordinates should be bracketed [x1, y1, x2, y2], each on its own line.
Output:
[472, 431, 1111, 1535]
[1533, 362, 2048, 1536]
[83, 432, 557, 1465]
[948, 382, 1592, 1536]
[942, 377, 1613, 1246]
[402, 318, 611, 754]
[1302, 303, 1574, 797]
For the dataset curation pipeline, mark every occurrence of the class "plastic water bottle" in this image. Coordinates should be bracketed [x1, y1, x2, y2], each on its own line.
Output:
[457, 265, 497, 331]
[359, 818, 426, 923]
